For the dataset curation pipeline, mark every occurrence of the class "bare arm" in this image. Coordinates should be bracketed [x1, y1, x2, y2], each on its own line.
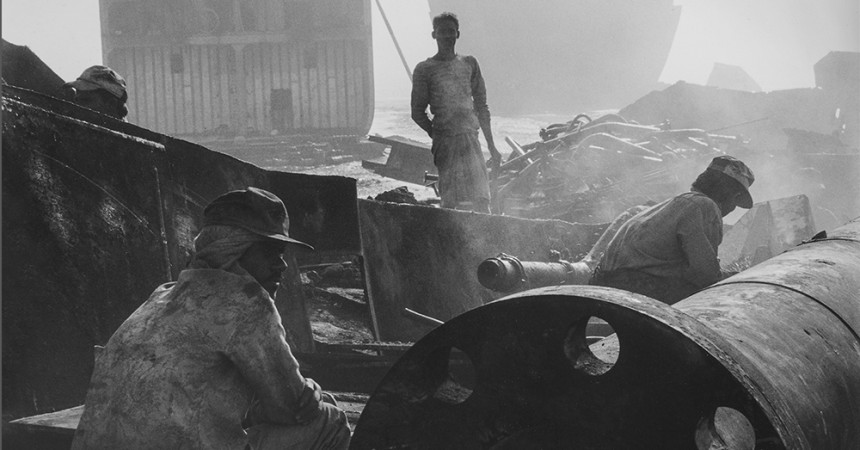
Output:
[411, 63, 433, 137]
[469, 57, 501, 163]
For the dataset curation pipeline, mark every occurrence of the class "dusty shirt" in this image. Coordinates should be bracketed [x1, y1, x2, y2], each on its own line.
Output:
[598, 191, 724, 289]
[72, 269, 307, 450]
[411, 55, 490, 137]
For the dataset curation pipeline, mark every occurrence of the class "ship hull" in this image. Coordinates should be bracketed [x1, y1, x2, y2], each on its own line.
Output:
[427, 0, 681, 114]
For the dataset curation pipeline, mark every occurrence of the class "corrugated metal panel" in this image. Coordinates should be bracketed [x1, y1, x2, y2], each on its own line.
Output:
[103, 1, 373, 136]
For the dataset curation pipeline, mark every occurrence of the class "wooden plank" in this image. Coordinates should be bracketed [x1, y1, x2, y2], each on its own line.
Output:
[191, 46, 203, 133]
[279, 44, 293, 130]
[269, 0, 282, 31]
[335, 41, 347, 130]
[327, 41, 338, 129]
[7, 393, 367, 436]
[271, 43, 282, 90]
[120, 49, 137, 124]
[144, 47, 157, 131]
[220, 46, 231, 131]
[133, 48, 146, 127]
[201, 45, 212, 132]
[315, 42, 326, 129]
[262, 43, 272, 132]
[352, 40, 365, 130]
[305, 45, 319, 128]
[344, 40, 356, 128]
[243, 46, 254, 132]
[208, 46, 220, 132]
[162, 48, 176, 134]
[291, 45, 303, 129]
[173, 48, 186, 135]
[152, 47, 166, 133]
[358, 39, 372, 132]
[253, 44, 265, 133]
[299, 46, 310, 130]
[182, 46, 194, 134]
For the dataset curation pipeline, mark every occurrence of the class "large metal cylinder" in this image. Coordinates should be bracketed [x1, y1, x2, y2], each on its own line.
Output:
[351, 218, 860, 449]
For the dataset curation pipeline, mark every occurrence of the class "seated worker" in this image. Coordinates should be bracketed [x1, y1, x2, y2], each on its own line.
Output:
[62, 65, 129, 121]
[72, 187, 350, 450]
[590, 155, 755, 305]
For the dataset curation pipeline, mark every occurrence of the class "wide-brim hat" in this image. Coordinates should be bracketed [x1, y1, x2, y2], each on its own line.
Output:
[707, 155, 755, 208]
[63, 65, 128, 101]
[203, 187, 314, 250]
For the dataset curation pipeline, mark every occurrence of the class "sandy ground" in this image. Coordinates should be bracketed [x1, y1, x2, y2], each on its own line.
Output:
[295, 160, 439, 202]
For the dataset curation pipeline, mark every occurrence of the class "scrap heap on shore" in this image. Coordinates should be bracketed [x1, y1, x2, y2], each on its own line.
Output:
[493, 113, 746, 223]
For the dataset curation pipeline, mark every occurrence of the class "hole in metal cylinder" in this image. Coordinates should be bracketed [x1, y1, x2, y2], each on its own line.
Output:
[564, 316, 618, 376]
[694, 406, 755, 450]
[432, 346, 476, 405]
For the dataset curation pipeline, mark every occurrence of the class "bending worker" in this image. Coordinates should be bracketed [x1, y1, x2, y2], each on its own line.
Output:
[590, 155, 755, 305]
[72, 187, 350, 449]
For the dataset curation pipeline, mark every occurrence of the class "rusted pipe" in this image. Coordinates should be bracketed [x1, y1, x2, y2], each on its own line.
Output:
[477, 254, 590, 292]
[477, 205, 647, 293]
[353, 218, 860, 449]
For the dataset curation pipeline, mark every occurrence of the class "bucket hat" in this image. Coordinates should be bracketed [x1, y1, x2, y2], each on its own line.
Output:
[707, 155, 755, 208]
[203, 187, 314, 250]
[63, 65, 128, 101]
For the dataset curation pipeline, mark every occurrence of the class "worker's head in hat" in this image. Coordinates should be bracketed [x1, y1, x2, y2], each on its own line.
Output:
[62, 65, 129, 120]
[191, 187, 313, 297]
[692, 155, 755, 217]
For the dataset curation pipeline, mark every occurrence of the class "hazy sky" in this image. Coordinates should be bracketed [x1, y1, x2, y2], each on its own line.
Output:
[3, 0, 858, 103]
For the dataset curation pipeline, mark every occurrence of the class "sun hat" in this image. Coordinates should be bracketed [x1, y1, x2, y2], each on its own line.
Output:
[203, 187, 314, 250]
[707, 155, 755, 208]
[64, 65, 128, 101]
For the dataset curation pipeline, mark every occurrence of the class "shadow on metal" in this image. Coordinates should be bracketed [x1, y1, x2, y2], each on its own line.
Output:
[351, 218, 860, 449]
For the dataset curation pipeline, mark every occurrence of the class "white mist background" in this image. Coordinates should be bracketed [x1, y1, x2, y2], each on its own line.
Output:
[4, 0, 858, 105]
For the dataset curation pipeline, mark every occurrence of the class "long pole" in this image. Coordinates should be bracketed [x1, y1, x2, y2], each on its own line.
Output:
[374, 0, 413, 82]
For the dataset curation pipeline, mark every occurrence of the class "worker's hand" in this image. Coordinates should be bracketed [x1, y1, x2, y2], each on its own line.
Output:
[487, 153, 502, 172]
[294, 378, 323, 424]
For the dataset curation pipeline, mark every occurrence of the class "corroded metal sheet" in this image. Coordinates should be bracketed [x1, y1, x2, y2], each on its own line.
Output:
[2, 86, 359, 418]
[351, 286, 775, 449]
[358, 199, 607, 342]
[353, 219, 860, 449]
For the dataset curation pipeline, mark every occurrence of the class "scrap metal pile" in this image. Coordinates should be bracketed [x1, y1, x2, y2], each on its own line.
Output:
[495, 113, 750, 223]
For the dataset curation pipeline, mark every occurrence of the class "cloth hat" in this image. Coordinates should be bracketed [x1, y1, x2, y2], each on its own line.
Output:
[707, 155, 755, 208]
[64, 65, 128, 101]
[203, 187, 313, 250]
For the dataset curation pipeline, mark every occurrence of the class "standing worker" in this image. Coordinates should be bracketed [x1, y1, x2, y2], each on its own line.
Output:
[411, 12, 502, 213]
[590, 155, 756, 305]
[72, 187, 350, 449]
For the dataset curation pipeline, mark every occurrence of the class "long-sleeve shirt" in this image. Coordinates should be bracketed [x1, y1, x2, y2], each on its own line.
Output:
[598, 191, 724, 290]
[72, 269, 308, 450]
[411, 55, 491, 137]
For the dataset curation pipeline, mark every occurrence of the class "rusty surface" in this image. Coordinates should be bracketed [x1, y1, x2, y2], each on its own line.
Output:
[676, 218, 860, 449]
[351, 286, 778, 449]
[477, 255, 590, 293]
[2, 85, 359, 418]
[358, 199, 607, 342]
[353, 219, 860, 449]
